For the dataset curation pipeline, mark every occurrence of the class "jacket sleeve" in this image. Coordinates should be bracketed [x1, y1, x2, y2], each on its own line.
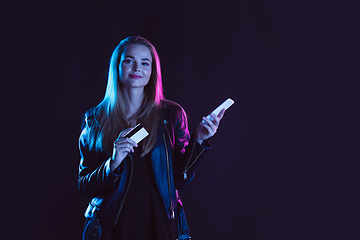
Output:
[77, 123, 124, 199]
[171, 105, 212, 190]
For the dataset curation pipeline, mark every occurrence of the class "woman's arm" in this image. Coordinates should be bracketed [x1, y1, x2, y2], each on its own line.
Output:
[77, 127, 124, 198]
[170, 105, 211, 189]
[172, 105, 225, 189]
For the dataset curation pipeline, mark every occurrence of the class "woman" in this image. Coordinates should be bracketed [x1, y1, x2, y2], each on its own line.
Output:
[78, 36, 225, 240]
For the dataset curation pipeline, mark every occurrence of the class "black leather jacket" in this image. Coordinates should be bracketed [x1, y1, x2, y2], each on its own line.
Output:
[78, 100, 211, 228]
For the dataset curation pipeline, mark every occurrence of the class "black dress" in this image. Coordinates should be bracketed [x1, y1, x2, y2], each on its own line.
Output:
[101, 148, 176, 240]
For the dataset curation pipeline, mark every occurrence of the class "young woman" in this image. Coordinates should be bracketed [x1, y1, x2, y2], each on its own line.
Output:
[78, 36, 225, 240]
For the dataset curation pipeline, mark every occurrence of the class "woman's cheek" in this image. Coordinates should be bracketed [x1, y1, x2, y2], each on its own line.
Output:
[146, 69, 152, 78]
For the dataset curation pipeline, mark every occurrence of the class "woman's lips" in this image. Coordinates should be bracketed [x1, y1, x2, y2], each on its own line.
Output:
[129, 74, 142, 79]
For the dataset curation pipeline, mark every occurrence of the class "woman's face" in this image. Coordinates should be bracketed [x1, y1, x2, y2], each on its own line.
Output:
[119, 43, 152, 89]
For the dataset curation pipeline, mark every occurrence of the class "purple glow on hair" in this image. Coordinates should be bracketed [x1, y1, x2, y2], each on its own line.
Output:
[153, 48, 164, 105]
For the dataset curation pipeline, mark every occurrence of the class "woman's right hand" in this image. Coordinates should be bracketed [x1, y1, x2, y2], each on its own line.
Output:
[110, 128, 138, 171]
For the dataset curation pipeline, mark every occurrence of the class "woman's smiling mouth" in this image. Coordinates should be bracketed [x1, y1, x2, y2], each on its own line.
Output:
[129, 74, 142, 79]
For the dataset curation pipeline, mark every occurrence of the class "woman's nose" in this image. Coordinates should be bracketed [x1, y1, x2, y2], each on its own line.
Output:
[133, 63, 140, 72]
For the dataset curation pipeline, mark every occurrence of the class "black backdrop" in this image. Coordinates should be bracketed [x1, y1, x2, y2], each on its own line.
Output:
[5, 0, 359, 239]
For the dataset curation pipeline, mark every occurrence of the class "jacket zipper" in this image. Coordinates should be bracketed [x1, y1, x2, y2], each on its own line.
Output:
[163, 134, 175, 219]
[183, 145, 206, 180]
[114, 156, 133, 226]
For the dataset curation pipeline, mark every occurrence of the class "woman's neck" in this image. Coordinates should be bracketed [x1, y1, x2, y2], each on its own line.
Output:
[121, 87, 145, 122]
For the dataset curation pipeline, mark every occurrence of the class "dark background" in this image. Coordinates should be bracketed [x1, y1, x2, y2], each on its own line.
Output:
[4, 0, 359, 239]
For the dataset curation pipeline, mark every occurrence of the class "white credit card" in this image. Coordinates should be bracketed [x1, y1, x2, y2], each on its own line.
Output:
[123, 123, 149, 144]
[203, 98, 234, 122]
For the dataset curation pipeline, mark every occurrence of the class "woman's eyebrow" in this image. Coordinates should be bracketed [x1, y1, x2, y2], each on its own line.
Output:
[124, 55, 151, 62]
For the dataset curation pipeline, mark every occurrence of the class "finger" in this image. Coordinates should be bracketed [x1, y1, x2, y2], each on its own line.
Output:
[115, 137, 138, 147]
[200, 121, 211, 131]
[201, 119, 215, 133]
[200, 122, 215, 136]
[202, 116, 216, 132]
[120, 146, 134, 153]
[129, 138, 138, 147]
[115, 141, 135, 149]
[127, 146, 134, 153]
[117, 127, 134, 140]
[217, 108, 225, 120]
[114, 141, 136, 151]
[210, 113, 220, 126]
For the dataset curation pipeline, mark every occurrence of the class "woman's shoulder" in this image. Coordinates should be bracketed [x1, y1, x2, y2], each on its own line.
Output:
[82, 108, 94, 126]
[81, 107, 103, 134]
[160, 99, 185, 112]
[160, 99, 188, 123]
[79, 108, 101, 148]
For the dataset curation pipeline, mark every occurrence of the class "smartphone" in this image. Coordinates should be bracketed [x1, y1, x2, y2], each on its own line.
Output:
[202, 98, 234, 122]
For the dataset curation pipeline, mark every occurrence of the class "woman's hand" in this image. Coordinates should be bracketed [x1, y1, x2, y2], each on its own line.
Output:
[110, 128, 138, 171]
[194, 108, 225, 144]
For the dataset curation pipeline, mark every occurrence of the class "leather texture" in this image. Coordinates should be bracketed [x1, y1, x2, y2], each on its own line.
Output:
[78, 100, 211, 235]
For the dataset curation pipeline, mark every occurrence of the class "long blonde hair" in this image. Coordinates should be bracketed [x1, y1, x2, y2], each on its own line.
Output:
[83, 36, 164, 156]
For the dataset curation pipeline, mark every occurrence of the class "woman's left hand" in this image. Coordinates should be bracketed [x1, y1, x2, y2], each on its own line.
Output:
[194, 108, 225, 144]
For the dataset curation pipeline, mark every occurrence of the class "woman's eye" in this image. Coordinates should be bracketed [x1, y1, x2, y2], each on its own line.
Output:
[124, 59, 133, 64]
[142, 62, 150, 66]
